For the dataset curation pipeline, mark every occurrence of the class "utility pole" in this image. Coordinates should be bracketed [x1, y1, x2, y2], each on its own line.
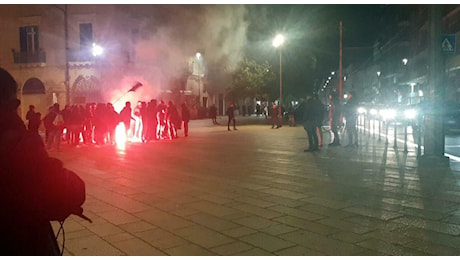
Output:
[64, 4, 70, 105]
[54, 4, 70, 105]
[339, 21, 343, 106]
[419, 5, 449, 167]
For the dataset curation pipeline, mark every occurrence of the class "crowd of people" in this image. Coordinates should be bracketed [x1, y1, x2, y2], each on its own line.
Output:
[25, 99, 191, 151]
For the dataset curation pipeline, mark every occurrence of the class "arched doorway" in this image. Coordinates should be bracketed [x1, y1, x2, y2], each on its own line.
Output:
[21, 77, 49, 118]
[72, 75, 102, 104]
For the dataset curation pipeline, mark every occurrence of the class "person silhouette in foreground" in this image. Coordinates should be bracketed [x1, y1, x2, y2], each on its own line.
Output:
[0, 67, 87, 255]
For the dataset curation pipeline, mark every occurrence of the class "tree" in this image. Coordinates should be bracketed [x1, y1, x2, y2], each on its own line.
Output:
[227, 58, 275, 102]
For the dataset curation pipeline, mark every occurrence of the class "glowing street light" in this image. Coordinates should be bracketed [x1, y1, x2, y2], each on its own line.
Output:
[272, 34, 284, 123]
[92, 43, 104, 56]
[402, 58, 408, 65]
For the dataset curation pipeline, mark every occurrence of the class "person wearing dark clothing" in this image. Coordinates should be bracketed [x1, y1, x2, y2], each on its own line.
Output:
[166, 101, 180, 139]
[209, 104, 218, 125]
[329, 94, 342, 146]
[302, 95, 323, 152]
[120, 101, 134, 138]
[0, 67, 87, 255]
[28, 112, 42, 134]
[227, 103, 237, 131]
[106, 103, 119, 145]
[181, 103, 190, 137]
[344, 91, 359, 147]
[26, 105, 36, 131]
[146, 99, 158, 141]
[46, 103, 64, 151]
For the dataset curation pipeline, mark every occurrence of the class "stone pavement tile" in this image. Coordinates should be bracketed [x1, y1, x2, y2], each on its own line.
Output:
[274, 245, 324, 256]
[280, 230, 367, 255]
[227, 202, 284, 219]
[328, 231, 370, 244]
[186, 200, 240, 217]
[135, 208, 195, 230]
[170, 206, 201, 218]
[258, 194, 307, 207]
[118, 220, 156, 233]
[135, 228, 189, 250]
[210, 241, 254, 255]
[360, 230, 414, 246]
[232, 215, 280, 230]
[83, 198, 120, 213]
[85, 221, 125, 237]
[343, 215, 407, 232]
[234, 247, 274, 256]
[111, 238, 166, 255]
[403, 239, 460, 256]
[394, 226, 460, 249]
[220, 211, 252, 221]
[258, 187, 309, 200]
[268, 205, 325, 221]
[391, 216, 460, 235]
[343, 206, 404, 221]
[103, 232, 136, 243]
[356, 238, 428, 256]
[97, 209, 140, 225]
[259, 223, 298, 236]
[232, 195, 278, 208]
[273, 215, 341, 235]
[188, 212, 241, 231]
[300, 196, 354, 209]
[221, 226, 257, 238]
[65, 234, 124, 256]
[164, 243, 216, 256]
[298, 203, 357, 219]
[239, 232, 295, 252]
[196, 194, 234, 204]
[317, 217, 377, 234]
[173, 225, 235, 248]
[59, 228, 94, 240]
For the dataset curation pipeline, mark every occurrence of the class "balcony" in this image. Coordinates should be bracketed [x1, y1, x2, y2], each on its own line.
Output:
[13, 51, 46, 64]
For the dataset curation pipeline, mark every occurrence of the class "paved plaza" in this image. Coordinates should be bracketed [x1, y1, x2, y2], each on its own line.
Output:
[48, 116, 460, 255]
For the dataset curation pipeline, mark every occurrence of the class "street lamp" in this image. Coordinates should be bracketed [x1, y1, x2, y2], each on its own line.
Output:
[272, 34, 284, 123]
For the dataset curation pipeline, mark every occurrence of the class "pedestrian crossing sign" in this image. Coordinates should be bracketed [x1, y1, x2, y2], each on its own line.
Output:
[442, 34, 456, 54]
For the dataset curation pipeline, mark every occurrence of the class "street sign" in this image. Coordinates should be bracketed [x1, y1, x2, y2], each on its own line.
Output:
[442, 34, 456, 54]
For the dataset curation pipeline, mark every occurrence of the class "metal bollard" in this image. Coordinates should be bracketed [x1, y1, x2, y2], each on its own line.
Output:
[393, 121, 397, 148]
[404, 121, 408, 153]
[378, 119, 382, 142]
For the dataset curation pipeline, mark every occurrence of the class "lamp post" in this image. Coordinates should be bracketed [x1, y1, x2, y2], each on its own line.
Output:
[272, 34, 284, 123]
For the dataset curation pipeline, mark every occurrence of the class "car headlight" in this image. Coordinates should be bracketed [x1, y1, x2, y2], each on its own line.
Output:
[369, 108, 378, 116]
[380, 108, 396, 120]
[404, 108, 417, 120]
[357, 107, 367, 114]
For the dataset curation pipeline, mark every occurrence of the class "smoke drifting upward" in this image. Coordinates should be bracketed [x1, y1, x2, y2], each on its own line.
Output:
[100, 5, 248, 108]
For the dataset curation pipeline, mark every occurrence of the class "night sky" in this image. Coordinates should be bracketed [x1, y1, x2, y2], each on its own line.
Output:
[243, 4, 403, 97]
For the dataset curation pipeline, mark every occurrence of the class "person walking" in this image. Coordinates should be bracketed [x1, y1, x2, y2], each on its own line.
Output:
[209, 104, 218, 125]
[344, 91, 359, 147]
[181, 103, 190, 137]
[227, 103, 237, 131]
[302, 94, 322, 152]
[329, 94, 341, 146]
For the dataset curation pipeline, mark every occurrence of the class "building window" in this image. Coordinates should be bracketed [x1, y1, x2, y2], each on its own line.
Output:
[19, 26, 39, 53]
[80, 23, 93, 50]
